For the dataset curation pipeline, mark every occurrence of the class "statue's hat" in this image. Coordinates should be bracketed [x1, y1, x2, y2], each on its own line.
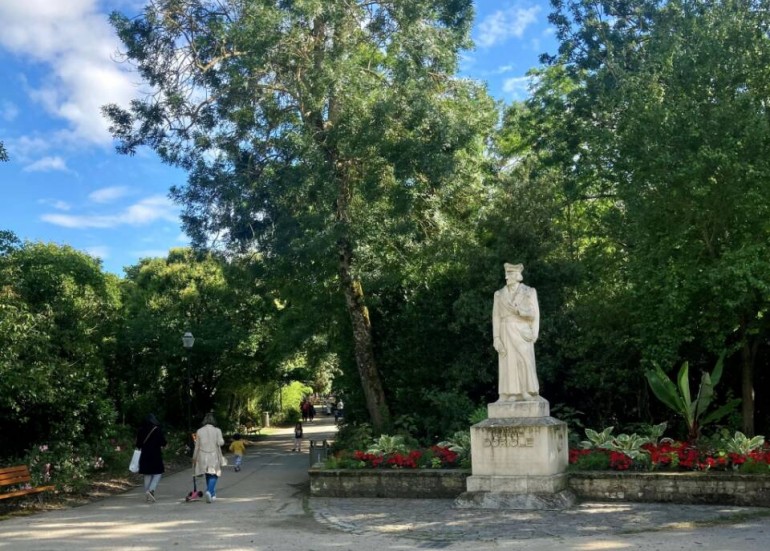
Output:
[504, 263, 524, 273]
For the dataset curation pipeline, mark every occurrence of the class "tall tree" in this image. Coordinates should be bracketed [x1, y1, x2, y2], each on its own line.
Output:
[0, 242, 119, 457]
[104, 0, 495, 431]
[546, 0, 770, 433]
[118, 248, 270, 428]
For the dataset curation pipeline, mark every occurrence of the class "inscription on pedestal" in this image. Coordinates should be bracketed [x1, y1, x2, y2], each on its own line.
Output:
[483, 426, 539, 448]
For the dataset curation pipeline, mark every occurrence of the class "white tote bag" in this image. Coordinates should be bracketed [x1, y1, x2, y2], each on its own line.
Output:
[129, 449, 141, 473]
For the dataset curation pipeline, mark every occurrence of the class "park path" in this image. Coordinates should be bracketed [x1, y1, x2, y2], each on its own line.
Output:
[1, 414, 770, 550]
[0, 416, 353, 551]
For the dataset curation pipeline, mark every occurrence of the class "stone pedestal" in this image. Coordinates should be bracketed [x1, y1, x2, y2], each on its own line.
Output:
[455, 397, 575, 510]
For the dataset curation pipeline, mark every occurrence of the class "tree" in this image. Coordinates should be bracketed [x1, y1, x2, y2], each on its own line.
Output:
[0, 141, 8, 162]
[104, 0, 495, 432]
[118, 248, 270, 429]
[0, 242, 119, 458]
[546, 0, 770, 433]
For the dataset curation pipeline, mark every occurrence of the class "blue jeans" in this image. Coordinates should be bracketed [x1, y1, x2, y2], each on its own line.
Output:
[205, 474, 218, 497]
[144, 474, 162, 492]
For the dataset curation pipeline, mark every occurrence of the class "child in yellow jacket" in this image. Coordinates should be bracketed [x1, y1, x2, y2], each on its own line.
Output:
[229, 433, 247, 472]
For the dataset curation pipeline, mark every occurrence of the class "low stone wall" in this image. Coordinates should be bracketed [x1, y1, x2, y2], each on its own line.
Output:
[309, 468, 470, 499]
[309, 468, 770, 505]
[569, 471, 770, 506]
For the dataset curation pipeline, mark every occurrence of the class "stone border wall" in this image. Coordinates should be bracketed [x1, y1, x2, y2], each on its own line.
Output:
[309, 468, 770, 505]
[569, 471, 770, 506]
[309, 468, 470, 499]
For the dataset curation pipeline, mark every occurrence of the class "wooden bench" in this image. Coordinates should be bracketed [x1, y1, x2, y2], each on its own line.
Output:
[0, 465, 55, 502]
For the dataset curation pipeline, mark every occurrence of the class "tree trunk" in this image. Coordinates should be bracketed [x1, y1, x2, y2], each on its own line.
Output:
[741, 338, 756, 436]
[334, 168, 391, 433]
[308, 15, 390, 430]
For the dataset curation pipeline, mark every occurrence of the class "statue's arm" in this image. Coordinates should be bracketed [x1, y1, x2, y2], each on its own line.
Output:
[492, 292, 504, 354]
[531, 289, 540, 342]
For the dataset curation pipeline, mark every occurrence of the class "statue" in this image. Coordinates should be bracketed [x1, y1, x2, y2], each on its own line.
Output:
[492, 263, 540, 401]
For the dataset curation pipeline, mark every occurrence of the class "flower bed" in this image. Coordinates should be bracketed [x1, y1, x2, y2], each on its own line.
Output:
[326, 445, 462, 470]
[569, 442, 770, 473]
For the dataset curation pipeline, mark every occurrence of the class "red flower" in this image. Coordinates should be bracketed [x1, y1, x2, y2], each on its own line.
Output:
[609, 451, 633, 471]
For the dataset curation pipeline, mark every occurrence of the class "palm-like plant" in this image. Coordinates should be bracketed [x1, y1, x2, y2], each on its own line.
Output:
[645, 352, 737, 441]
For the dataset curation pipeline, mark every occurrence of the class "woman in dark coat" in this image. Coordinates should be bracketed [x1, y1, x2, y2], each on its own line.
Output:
[135, 413, 167, 503]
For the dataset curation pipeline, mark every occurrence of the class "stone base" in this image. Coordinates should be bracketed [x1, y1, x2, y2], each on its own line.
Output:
[488, 396, 550, 418]
[470, 417, 568, 477]
[466, 473, 569, 493]
[455, 489, 576, 510]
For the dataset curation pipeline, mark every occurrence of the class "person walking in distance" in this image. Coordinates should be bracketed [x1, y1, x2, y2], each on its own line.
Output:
[193, 412, 225, 503]
[135, 413, 166, 503]
[292, 422, 303, 452]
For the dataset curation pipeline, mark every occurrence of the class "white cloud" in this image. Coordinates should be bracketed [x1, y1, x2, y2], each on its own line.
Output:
[502, 76, 531, 100]
[7, 135, 52, 161]
[0, 1, 140, 146]
[38, 198, 72, 211]
[1, 101, 19, 122]
[23, 156, 70, 173]
[89, 186, 131, 204]
[41, 195, 179, 229]
[476, 5, 541, 48]
[85, 245, 110, 260]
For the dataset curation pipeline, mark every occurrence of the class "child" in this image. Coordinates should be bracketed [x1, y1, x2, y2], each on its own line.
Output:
[292, 422, 303, 452]
[229, 433, 246, 472]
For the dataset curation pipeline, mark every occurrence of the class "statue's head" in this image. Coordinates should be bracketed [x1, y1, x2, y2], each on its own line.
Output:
[504, 263, 524, 284]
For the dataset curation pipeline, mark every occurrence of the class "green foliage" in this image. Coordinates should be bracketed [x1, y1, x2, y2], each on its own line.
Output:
[469, 406, 488, 425]
[438, 430, 471, 468]
[367, 435, 409, 455]
[333, 422, 374, 454]
[117, 249, 271, 429]
[609, 433, 653, 462]
[645, 353, 738, 440]
[105, 0, 497, 432]
[541, 0, 770, 434]
[278, 381, 313, 418]
[570, 450, 611, 471]
[324, 452, 365, 470]
[722, 431, 766, 456]
[552, 404, 586, 447]
[580, 425, 666, 461]
[0, 242, 119, 459]
[581, 427, 616, 450]
[275, 408, 300, 426]
[738, 460, 770, 474]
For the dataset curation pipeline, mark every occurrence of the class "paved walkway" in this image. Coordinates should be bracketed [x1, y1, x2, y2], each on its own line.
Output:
[1, 415, 769, 550]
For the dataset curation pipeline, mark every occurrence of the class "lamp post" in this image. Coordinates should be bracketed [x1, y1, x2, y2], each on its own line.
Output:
[182, 331, 195, 435]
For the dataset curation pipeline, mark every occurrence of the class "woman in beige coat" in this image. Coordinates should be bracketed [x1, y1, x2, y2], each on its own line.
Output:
[193, 412, 225, 503]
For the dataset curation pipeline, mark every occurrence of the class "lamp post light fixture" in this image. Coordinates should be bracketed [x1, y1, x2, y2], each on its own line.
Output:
[182, 332, 195, 434]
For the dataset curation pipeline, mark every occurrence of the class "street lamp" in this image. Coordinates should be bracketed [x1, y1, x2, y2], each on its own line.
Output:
[182, 332, 195, 434]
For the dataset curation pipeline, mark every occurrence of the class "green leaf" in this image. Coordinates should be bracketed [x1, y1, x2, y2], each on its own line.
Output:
[645, 366, 683, 413]
[676, 362, 692, 411]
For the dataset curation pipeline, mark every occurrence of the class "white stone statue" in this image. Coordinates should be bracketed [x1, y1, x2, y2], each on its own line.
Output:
[492, 263, 540, 401]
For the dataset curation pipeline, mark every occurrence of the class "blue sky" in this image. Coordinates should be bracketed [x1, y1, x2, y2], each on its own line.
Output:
[0, 0, 558, 276]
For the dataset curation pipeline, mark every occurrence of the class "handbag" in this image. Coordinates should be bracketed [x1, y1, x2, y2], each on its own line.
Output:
[219, 449, 228, 467]
[129, 426, 157, 473]
[129, 449, 141, 473]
